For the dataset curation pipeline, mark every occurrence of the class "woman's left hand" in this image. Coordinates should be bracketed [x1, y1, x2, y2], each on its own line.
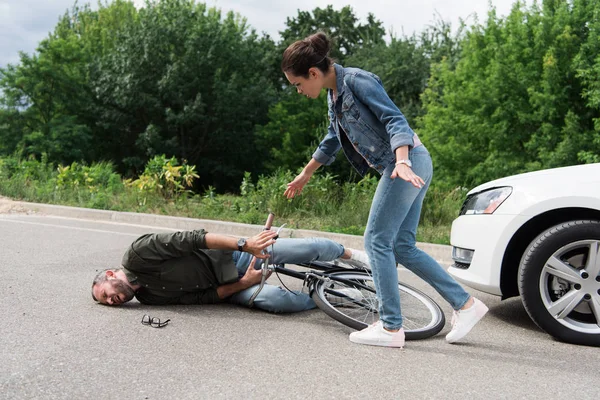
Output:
[391, 164, 425, 189]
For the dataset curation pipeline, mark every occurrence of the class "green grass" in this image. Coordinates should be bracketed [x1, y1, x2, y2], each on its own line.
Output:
[0, 156, 463, 244]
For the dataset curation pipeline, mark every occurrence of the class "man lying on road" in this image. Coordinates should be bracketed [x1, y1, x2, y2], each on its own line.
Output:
[91, 228, 369, 313]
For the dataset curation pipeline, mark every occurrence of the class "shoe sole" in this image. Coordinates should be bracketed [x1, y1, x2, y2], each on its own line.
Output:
[349, 335, 405, 348]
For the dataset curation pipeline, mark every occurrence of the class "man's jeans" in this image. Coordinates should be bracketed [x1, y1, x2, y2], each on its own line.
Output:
[228, 238, 345, 313]
[365, 146, 471, 330]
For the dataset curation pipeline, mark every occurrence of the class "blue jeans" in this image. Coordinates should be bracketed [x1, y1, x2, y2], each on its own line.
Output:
[365, 146, 471, 330]
[227, 238, 345, 313]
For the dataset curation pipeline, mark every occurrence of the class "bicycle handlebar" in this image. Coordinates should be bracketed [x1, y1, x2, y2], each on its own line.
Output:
[264, 212, 274, 230]
[248, 213, 276, 307]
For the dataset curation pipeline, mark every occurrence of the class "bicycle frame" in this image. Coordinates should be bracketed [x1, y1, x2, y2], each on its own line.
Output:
[249, 257, 370, 306]
[243, 216, 446, 338]
[247, 213, 370, 306]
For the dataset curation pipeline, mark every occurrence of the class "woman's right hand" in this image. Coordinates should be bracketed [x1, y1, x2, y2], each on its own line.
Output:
[284, 171, 312, 199]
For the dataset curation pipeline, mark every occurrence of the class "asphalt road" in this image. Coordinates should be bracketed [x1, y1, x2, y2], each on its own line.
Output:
[1, 213, 598, 400]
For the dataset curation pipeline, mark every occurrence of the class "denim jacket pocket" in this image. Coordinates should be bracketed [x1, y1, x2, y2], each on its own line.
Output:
[341, 96, 360, 120]
[349, 117, 390, 154]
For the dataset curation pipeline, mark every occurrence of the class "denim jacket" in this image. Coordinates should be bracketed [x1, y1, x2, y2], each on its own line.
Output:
[312, 64, 422, 176]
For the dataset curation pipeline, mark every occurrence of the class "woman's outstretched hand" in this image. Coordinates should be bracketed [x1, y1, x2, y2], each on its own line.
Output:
[284, 171, 312, 199]
[391, 164, 425, 189]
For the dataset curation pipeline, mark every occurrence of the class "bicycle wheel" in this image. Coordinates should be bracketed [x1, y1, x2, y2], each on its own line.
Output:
[311, 271, 445, 340]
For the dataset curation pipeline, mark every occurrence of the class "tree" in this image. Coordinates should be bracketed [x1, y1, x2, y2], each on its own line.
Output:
[419, 0, 600, 187]
[92, 0, 277, 191]
[279, 5, 386, 64]
[347, 17, 464, 125]
[0, 0, 136, 163]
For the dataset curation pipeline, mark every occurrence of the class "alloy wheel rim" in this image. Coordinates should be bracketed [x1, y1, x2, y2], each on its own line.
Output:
[539, 239, 600, 334]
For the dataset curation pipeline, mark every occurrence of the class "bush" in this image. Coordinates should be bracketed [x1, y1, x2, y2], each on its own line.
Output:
[0, 154, 462, 244]
[125, 155, 199, 204]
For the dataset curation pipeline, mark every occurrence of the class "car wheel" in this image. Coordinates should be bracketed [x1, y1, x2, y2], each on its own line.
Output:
[518, 220, 600, 346]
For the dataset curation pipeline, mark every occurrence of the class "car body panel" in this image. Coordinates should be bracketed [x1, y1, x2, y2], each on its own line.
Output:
[449, 214, 529, 295]
[449, 163, 600, 297]
[467, 163, 600, 198]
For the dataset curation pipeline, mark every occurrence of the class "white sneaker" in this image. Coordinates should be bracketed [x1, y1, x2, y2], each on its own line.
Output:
[349, 321, 405, 348]
[327, 287, 364, 306]
[338, 248, 370, 269]
[446, 297, 488, 343]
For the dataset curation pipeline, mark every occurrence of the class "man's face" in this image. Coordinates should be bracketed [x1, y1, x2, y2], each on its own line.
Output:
[93, 277, 135, 306]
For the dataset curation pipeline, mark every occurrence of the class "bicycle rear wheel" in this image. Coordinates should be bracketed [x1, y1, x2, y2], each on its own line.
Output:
[312, 271, 445, 340]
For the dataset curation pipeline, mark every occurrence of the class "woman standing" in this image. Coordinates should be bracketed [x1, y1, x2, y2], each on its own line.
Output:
[281, 32, 488, 348]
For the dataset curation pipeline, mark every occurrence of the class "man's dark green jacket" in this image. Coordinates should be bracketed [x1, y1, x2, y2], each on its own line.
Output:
[122, 230, 239, 305]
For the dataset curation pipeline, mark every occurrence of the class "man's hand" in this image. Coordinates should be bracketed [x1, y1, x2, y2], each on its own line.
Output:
[216, 257, 271, 299]
[205, 230, 277, 258]
[239, 257, 271, 287]
[244, 230, 278, 259]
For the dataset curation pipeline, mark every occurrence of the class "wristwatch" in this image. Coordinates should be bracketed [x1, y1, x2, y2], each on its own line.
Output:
[395, 159, 412, 168]
[237, 238, 247, 252]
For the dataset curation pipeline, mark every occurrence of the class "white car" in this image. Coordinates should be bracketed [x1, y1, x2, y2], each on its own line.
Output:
[449, 163, 600, 346]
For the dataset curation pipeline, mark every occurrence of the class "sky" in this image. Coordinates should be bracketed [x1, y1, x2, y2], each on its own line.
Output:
[0, 0, 526, 68]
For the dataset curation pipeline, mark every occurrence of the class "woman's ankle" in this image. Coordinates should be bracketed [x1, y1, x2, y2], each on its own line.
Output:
[460, 297, 474, 310]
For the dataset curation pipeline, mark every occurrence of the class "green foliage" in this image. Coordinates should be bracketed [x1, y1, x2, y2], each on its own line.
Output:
[279, 5, 386, 64]
[55, 160, 122, 194]
[348, 17, 464, 125]
[92, 0, 277, 190]
[0, 0, 276, 192]
[0, 154, 457, 243]
[0, 1, 136, 164]
[0, 153, 55, 183]
[420, 183, 469, 227]
[420, 0, 600, 187]
[255, 90, 328, 172]
[125, 155, 199, 202]
[0, 154, 124, 209]
[235, 169, 378, 232]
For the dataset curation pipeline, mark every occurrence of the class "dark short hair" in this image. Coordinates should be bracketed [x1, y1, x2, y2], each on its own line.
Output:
[91, 268, 122, 301]
[281, 31, 333, 77]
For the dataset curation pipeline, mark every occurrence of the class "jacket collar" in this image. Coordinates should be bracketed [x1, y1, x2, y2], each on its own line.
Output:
[328, 63, 345, 106]
[333, 63, 345, 97]
[123, 267, 138, 284]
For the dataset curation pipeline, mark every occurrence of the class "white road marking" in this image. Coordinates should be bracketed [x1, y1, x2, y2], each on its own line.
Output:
[0, 217, 177, 237]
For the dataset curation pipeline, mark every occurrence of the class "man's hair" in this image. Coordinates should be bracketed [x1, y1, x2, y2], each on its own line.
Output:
[91, 268, 123, 301]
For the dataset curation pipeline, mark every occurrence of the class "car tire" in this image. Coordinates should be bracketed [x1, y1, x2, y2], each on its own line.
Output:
[518, 220, 600, 346]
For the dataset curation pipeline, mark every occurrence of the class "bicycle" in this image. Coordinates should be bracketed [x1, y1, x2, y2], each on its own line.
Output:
[249, 213, 446, 340]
